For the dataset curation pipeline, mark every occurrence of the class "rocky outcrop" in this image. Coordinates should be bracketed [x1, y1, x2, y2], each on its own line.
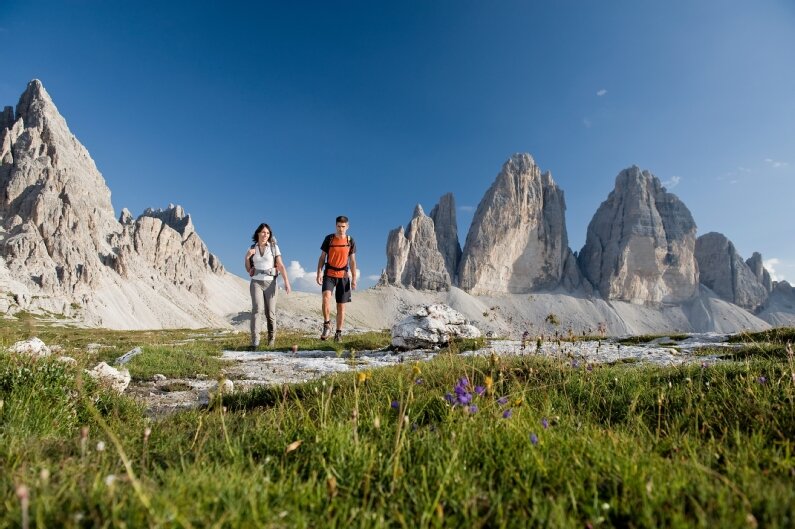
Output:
[458, 154, 571, 294]
[383, 204, 451, 290]
[578, 166, 698, 303]
[429, 193, 462, 282]
[0, 80, 247, 328]
[694, 232, 770, 312]
[1, 80, 120, 299]
[391, 304, 481, 350]
[757, 281, 795, 326]
[745, 252, 773, 294]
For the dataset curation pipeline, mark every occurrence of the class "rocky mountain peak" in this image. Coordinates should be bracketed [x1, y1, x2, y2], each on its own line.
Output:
[0, 80, 236, 327]
[457, 153, 570, 294]
[695, 232, 770, 312]
[578, 166, 698, 303]
[412, 204, 425, 219]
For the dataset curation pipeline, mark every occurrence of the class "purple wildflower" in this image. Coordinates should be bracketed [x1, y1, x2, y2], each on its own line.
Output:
[415, 378, 424, 385]
[444, 392, 455, 404]
[474, 385, 485, 396]
[757, 376, 767, 385]
[530, 433, 538, 445]
[391, 400, 400, 410]
[502, 409, 513, 419]
[586, 364, 593, 372]
[457, 393, 472, 405]
[497, 396, 509, 406]
[571, 360, 580, 369]
[468, 405, 478, 414]
[541, 417, 549, 429]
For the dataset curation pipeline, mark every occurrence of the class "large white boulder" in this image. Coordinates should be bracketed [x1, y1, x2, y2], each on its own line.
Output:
[391, 304, 481, 350]
[85, 362, 131, 393]
[8, 337, 51, 358]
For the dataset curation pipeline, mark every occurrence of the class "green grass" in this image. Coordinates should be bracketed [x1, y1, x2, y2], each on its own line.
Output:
[2, 320, 795, 527]
[728, 328, 795, 344]
[0, 315, 392, 381]
[616, 333, 690, 345]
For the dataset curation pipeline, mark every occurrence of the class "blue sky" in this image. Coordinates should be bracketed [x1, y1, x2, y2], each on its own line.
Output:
[2, 1, 794, 290]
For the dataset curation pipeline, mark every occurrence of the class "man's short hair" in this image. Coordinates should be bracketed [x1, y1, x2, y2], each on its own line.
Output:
[336, 216, 349, 224]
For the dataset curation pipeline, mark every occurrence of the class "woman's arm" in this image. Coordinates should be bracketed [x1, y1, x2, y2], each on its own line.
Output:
[244, 248, 255, 277]
[275, 255, 291, 293]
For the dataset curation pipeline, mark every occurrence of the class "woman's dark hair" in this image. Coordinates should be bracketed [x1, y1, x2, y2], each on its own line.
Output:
[252, 223, 276, 244]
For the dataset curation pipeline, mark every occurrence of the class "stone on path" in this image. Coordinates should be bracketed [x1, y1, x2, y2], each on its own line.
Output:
[392, 304, 481, 350]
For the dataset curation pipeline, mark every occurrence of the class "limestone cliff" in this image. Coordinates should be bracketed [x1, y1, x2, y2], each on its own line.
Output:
[578, 166, 698, 303]
[458, 153, 571, 294]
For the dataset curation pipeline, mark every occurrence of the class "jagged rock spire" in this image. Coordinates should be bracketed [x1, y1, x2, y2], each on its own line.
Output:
[382, 194, 459, 291]
[458, 153, 570, 294]
[429, 192, 462, 284]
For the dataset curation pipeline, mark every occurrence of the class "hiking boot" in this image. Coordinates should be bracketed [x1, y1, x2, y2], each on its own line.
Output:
[334, 330, 342, 343]
[320, 321, 332, 341]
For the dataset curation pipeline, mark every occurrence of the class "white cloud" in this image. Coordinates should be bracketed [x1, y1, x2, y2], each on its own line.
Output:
[286, 260, 319, 292]
[286, 260, 369, 292]
[764, 258, 782, 282]
[764, 158, 789, 169]
[366, 274, 381, 281]
[662, 175, 681, 189]
[582, 118, 592, 128]
[596, 89, 607, 96]
[458, 205, 475, 213]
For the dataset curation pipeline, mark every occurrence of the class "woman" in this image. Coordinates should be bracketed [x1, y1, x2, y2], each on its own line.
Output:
[245, 223, 291, 348]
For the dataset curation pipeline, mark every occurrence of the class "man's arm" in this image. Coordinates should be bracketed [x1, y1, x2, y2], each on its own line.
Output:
[349, 254, 357, 290]
[316, 251, 326, 285]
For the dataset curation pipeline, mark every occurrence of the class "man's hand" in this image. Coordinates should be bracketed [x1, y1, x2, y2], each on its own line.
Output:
[316, 273, 323, 286]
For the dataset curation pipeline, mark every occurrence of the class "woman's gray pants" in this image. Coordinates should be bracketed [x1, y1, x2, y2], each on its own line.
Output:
[250, 279, 278, 346]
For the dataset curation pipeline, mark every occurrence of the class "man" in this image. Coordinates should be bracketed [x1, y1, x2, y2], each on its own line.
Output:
[316, 216, 357, 342]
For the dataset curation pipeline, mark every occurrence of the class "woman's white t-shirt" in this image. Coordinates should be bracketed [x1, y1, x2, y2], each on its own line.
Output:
[251, 243, 281, 281]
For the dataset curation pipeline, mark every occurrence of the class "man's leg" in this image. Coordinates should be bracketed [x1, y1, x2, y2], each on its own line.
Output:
[322, 290, 332, 322]
[336, 303, 345, 332]
[321, 288, 333, 340]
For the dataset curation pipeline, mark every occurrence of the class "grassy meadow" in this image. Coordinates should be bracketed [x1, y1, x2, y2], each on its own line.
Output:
[1, 315, 794, 528]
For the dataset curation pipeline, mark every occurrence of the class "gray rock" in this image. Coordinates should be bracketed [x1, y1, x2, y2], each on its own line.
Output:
[458, 153, 570, 294]
[694, 232, 769, 312]
[115, 346, 143, 365]
[578, 166, 698, 303]
[118, 208, 133, 225]
[429, 193, 462, 282]
[152, 374, 167, 382]
[392, 303, 481, 350]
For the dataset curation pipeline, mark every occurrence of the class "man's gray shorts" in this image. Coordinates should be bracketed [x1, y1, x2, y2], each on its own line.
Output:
[322, 275, 352, 303]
